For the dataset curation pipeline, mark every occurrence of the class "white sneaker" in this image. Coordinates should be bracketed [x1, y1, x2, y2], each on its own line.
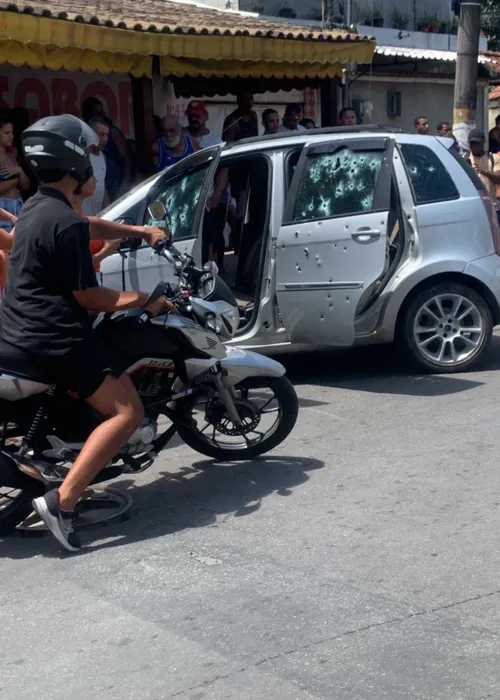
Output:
[32, 489, 80, 552]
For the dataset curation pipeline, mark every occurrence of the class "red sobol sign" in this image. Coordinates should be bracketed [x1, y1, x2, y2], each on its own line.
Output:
[0, 67, 133, 137]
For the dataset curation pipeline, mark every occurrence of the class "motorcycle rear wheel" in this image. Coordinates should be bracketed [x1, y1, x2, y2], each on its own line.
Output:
[176, 376, 299, 461]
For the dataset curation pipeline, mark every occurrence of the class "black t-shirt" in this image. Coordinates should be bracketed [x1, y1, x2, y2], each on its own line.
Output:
[222, 110, 259, 142]
[0, 188, 98, 356]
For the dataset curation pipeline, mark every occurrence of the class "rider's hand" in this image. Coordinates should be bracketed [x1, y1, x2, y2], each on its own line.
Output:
[144, 296, 178, 317]
[140, 226, 172, 249]
[101, 239, 121, 256]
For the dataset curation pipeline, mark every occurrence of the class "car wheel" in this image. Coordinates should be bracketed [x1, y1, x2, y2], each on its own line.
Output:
[399, 282, 493, 373]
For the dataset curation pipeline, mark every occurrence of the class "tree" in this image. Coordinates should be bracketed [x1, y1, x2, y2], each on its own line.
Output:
[481, 0, 500, 50]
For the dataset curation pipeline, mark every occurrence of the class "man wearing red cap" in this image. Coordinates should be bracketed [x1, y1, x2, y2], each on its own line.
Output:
[185, 101, 221, 149]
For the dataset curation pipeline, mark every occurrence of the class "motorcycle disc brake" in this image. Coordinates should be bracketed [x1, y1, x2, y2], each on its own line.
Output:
[206, 398, 260, 436]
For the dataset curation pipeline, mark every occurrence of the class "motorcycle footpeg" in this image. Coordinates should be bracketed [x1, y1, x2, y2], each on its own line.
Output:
[122, 452, 156, 473]
[13, 455, 69, 484]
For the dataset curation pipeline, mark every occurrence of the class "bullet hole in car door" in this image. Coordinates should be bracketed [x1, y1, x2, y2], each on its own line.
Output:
[292, 147, 386, 221]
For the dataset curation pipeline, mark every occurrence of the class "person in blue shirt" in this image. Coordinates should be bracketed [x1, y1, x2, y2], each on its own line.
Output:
[152, 115, 197, 172]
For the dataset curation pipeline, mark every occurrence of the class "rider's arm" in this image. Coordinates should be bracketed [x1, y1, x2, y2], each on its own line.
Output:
[73, 287, 149, 312]
[87, 218, 169, 248]
[57, 222, 171, 315]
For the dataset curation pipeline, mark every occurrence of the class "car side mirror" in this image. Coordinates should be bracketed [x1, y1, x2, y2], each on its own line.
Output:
[148, 201, 167, 221]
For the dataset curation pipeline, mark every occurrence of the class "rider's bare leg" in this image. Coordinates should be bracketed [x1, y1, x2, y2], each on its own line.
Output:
[57, 373, 143, 511]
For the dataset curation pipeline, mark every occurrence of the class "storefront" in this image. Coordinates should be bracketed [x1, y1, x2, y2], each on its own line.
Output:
[0, 65, 134, 136]
[0, 0, 375, 171]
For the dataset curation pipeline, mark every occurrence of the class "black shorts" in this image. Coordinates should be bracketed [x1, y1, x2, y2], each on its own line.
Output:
[41, 336, 126, 400]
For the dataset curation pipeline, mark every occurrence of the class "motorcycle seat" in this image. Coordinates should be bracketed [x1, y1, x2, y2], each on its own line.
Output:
[0, 340, 52, 384]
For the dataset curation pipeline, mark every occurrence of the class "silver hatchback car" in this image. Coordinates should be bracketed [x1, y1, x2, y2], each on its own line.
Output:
[101, 126, 500, 374]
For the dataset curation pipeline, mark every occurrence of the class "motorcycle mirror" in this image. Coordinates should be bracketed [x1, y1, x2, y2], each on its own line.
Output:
[203, 261, 219, 276]
[148, 201, 167, 221]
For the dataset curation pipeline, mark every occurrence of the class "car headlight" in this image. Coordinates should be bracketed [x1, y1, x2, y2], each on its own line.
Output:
[205, 312, 223, 335]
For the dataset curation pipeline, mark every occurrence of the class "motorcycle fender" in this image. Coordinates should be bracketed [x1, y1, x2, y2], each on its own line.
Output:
[171, 350, 286, 395]
[219, 348, 286, 386]
[183, 358, 219, 382]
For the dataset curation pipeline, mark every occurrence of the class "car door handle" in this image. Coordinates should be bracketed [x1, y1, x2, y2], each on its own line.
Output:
[351, 228, 381, 242]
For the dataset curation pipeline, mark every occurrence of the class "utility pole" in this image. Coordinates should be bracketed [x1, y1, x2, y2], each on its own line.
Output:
[321, 0, 338, 126]
[322, 0, 335, 28]
[322, 0, 352, 110]
[453, 1, 482, 146]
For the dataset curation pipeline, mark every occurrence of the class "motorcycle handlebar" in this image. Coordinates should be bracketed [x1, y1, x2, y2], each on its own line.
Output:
[138, 281, 182, 324]
[153, 238, 172, 254]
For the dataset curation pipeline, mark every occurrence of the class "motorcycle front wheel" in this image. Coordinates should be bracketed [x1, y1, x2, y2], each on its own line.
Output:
[175, 376, 299, 461]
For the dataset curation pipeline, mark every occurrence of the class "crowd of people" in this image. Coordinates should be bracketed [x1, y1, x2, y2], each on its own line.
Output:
[149, 93, 320, 174]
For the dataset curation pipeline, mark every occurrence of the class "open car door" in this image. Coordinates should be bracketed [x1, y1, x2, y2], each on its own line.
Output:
[275, 136, 394, 346]
[101, 145, 222, 293]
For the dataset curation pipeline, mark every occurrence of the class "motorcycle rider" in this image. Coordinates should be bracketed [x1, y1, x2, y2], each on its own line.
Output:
[0, 114, 175, 551]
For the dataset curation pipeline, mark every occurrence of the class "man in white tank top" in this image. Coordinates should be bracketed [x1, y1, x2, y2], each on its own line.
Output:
[82, 118, 109, 216]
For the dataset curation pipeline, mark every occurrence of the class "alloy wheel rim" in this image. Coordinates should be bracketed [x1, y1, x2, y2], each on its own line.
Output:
[413, 293, 485, 366]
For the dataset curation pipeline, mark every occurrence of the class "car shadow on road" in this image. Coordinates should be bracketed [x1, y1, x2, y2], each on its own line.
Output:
[278, 343, 486, 397]
[1, 455, 324, 558]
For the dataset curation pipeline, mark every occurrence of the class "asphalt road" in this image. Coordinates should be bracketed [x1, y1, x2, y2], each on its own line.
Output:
[2, 336, 500, 700]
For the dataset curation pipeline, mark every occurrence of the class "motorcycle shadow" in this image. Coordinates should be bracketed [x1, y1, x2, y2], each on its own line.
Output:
[2, 455, 324, 558]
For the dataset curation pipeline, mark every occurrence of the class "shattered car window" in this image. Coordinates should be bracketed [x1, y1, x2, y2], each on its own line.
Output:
[144, 166, 208, 240]
[400, 144, 459, 204]
[292, 148, 384, 222]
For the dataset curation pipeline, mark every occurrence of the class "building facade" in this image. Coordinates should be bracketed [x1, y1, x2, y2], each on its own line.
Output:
[240, 0, 454, 29]
[240, 0, 491, 134]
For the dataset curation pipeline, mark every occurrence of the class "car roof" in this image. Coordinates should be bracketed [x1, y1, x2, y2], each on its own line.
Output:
[220, 125, 441, 156]
[222, 124, 399, 150]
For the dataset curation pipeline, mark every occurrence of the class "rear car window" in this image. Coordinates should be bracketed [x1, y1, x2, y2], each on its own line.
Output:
[291, 146, 385, 222]
[400, 143, 459, 204]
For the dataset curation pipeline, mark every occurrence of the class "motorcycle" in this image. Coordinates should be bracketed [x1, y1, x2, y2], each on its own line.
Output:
[0, 237, 299, 534]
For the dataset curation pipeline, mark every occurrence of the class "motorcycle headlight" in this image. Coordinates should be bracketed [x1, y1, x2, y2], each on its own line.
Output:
[205, 312, 223, 334]
[222, 306, 240, 337]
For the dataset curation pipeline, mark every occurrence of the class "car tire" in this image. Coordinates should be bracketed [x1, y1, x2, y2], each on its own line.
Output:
[399, 282, 493, 374]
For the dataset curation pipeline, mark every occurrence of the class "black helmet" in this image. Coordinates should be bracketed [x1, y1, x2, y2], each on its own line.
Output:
[22, 114, 99, 185]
